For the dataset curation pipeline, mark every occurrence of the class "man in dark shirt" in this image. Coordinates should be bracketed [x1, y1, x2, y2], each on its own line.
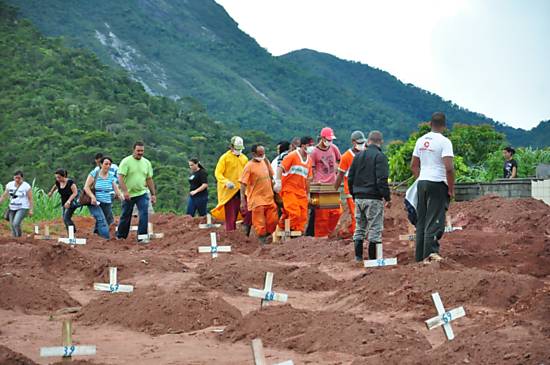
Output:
[347, 131, 391, 262]
[503, 146, 518, 179]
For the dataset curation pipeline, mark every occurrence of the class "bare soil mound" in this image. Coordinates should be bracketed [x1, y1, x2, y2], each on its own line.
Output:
[77, 285, 241, 335]
[145, 214, 262, 255]
[196, 256, 340, 295]
[330, 263, 544, 317]
[0, 274, 79, 314]
[221, 305, 430, 357]
[263, 236, 354, 263]
[0, 344, 39, 365]
[451, 195, 550, 236]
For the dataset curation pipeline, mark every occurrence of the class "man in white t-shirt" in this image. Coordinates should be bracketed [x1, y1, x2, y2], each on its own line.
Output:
[410, 112, 455, 263]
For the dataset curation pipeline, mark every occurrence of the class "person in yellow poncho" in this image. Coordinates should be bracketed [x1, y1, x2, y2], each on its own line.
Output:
[211, 136, 252, 233]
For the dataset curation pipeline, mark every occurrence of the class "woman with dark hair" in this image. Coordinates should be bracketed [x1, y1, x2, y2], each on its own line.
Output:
[186, 158, 209, 216]
[84, 156, 122, 239]
[47, 169, 79, 232]
[503, 146, 518, 179]
[0, 170, 33, 237]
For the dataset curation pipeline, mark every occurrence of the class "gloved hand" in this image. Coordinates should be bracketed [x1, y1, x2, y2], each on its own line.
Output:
[273, 180, 282, 193]
[225, 181, 235, 189]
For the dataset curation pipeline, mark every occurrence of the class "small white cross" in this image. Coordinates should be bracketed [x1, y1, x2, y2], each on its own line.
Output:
[137, 223, 165, 242]
[425, 292, 466, 340]
[248, 272, 288, 307]
[274, 219, 301, 243]
[198, 232, 231, 258]
[58, 226, 86, 245]
[34, 225, 54, 240]
[199, 214, 221, 229]
[93, 267, 134, 293]
[251, 338, 294, 365]
[399, 214, 462, 241]
[364, 243, 397, 268]
[40, 320, 96, 358]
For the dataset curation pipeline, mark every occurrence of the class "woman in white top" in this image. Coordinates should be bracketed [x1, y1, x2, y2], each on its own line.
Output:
[0, 170, 33, 237]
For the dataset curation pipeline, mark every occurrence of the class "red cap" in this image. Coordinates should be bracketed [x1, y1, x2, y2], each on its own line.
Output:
[320, 127, 336, 140]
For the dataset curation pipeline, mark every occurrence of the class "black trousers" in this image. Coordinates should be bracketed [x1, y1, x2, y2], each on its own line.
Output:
[415, 180, 449, 262]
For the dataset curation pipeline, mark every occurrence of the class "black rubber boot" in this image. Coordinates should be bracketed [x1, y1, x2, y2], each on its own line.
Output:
[354, 240, 364, 261]
[368, 242, 378, 260]
[243, 224, 252, 237]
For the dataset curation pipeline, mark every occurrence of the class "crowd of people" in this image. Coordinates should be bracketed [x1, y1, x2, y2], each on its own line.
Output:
[1, 112, 520, 263]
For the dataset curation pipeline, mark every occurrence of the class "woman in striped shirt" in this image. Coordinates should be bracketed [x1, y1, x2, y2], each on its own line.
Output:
[84, 156, 122, 239]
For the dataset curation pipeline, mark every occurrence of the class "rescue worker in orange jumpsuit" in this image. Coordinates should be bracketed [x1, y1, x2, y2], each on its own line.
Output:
[240, 144, 278, 244]
[334, 131, 367, 237]
[273, 136, 315, 233]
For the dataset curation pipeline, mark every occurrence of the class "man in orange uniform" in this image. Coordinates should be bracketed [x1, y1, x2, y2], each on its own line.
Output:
[240, 144, 278, 244]
[307, 127, 342, 238]
[274, 136, 315, 233]
[334, 131, 367, 237]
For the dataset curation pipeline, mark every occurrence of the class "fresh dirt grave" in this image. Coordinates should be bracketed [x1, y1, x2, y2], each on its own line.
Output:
[0, 193, 549, 364]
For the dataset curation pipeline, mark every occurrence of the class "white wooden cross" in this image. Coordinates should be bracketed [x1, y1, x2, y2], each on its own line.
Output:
[248, 272, 288, 308]
[93, 267, 134, 293]
[364, 243, 397, 268]
[199, 214, 221, 229]
[273, 219, 301, 243]
[399, 214, 462, 241]
[137, 223, 164, 242]
[58, 226, 86, 245]
[34, 225, 55, 240]
[198, 232, 231, 258]
[251, 338, 294, 365]
[425, 292, 466, 341]
[116, 225, 138, 232]
[40, 320, 96, 358]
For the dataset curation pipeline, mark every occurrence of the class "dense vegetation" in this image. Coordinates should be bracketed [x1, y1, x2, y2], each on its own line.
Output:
[6, 0, 548, 146]
[387, 124, 550, 184]
[0, 3, 271, 212]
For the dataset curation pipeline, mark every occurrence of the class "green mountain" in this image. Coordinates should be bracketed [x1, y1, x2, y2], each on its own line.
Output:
[5, 0, 547, 146]
[0, 2, 270, 211]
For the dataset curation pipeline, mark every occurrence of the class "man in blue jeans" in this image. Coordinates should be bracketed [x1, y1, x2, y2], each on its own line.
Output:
[116, 141, 157, 242]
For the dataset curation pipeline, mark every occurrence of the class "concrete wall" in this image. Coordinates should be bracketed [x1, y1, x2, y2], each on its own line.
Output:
[532, 179, 550, 205]
[455, 178, 536, 201]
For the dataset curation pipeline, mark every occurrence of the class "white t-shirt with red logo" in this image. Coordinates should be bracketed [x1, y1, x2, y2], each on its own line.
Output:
[413, 131, 454, 183]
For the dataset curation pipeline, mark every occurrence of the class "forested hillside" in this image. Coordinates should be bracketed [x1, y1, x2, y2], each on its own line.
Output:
[6, 0, 547, 145]
[0, 3, 270, 211]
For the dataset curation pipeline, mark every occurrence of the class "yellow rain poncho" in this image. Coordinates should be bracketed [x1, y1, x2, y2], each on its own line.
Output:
[211, 150, 249, 221]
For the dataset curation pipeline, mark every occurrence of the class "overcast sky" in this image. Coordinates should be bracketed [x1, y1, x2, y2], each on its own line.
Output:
[216, 0, 550, 130]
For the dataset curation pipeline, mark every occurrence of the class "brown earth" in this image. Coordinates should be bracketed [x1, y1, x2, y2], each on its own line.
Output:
[0, 194, 548, 364]
[77, 284, 242, 336]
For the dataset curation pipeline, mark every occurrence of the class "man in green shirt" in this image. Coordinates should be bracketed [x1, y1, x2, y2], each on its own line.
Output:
[116, 141, 156, 242]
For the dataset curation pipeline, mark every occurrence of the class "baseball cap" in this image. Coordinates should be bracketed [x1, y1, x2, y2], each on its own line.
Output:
[320, 127, 336, 140]
[231, 136, 244, 150]
[350, 130, 366, 143]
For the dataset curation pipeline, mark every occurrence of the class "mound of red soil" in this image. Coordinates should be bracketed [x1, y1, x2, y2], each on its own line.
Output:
[196, 256, 340, 295]
[77, 285, 241, 335]
[330, 263, 544, 317]
[264, 236, 354, 263]
[441, 230, 550, 277]
[412, 319, 549, 365]
[221, 305, 430, 357]
[51, 361, 107, 365]
[451, 195, 550, 236]
[0, 344, 39, 365]
[0, 274, 79, 314]
[144, 214, 262, 255]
